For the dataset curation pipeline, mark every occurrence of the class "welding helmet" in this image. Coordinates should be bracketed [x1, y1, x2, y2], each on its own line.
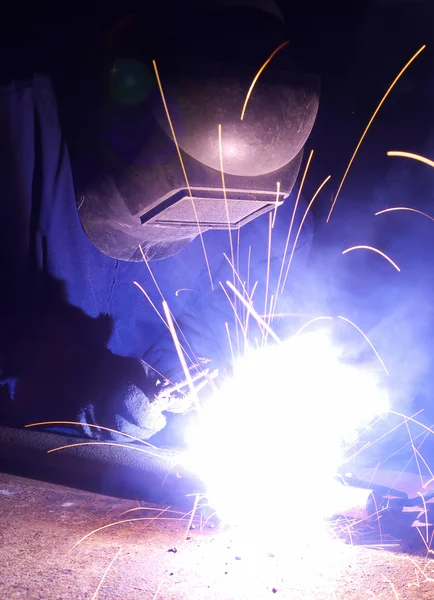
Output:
[64, 0, 320, 261]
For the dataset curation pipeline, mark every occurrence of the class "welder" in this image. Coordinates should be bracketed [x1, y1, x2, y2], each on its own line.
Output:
[0, 0, 319, 445]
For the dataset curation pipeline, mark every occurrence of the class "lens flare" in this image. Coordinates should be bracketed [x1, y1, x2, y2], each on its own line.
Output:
[184, 330, 389, 541]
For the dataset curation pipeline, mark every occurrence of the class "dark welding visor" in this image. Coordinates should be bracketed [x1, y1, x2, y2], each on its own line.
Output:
[75, 59, 318, 261]
[66, 5, 319, 261]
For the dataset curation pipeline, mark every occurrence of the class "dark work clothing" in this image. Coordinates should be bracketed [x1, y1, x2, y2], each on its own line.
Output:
[0, 75, 312, 439]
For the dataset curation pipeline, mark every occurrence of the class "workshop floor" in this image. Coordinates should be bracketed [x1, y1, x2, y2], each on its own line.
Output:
[1, 472, 434, 600]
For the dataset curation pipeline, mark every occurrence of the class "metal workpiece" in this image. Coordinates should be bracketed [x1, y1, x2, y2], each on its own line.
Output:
[0, 426, 203, 507]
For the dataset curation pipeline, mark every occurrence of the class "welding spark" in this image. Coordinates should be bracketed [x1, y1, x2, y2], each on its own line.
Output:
[219, 281, 248, 348]
[223, 256, 257, 344]
[342, 409, 424, 466]
[161, 368, 217, 397]
[175, 288, 196, 296]
[162, 300, 199, 406]
[372, 427, 430, 473]
[46, 441, 168, 461]
[134, 280, 168, 329]
[382, 575, 400, 600]
[293, 315, 333, 337]
[72, 516, 182, 550]
[240, 40, 290, 121]
[249, 279, 258, 306]
[274, 149, 314, 308]
[375, 206, 434, 222]
[152, 60, 213, 289]
[226, 279, 281, 344]
[264, 212, 273, 316]
[225, 321, 235, 364]
[247, 245, 252, 297]
[119, 506, 187, 517]
[134, 279, 199, 370]
[218, 124, 235, 275]
[281, 174, 331, 293]
[415, 527, 434, 557]
[414, 447, 434, 488]
[327, 45, 426, 222]
[153, 581, 164, 600]
[342, 245, 401, 272]
[337, 315, 389, 376]
[223, 253, 249, 296]
[390, 411, 434, 438]
[25, 421, 155, 447]
[271, 181, 281, 229]
[405, 554, 434, 586]
[91, 547, 122, 600]
[218, 123, 241, 347]
[387, 150, 434, 169]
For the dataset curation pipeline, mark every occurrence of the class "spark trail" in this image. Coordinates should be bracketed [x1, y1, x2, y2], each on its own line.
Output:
[342, 245, 401, 272]
[327, 45, 426, 222]
[376, 207, 434, 222]
[152, 60, 213, 289]
[240, 40, 290, 121]
[387, 150, 434, 169]
[281, 174, 331, 293]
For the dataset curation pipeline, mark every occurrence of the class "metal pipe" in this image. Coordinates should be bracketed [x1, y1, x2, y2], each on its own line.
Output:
[0, 426, 203, 508]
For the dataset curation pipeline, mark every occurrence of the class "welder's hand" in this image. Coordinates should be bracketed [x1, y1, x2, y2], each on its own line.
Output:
[0, 312, 199, 443]
[0, 311, 178, 442]
[79, 383, 169, 442]
[78, 362, 210, 443]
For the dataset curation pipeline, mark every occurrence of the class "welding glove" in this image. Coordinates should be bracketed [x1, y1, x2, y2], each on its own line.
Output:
[0, 310, 195, 442]
[78, 363, 199, 443]
[78, 383, 191, 441]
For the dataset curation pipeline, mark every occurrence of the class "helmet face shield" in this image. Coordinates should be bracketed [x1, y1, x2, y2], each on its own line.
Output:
[69, 20, 319, 261]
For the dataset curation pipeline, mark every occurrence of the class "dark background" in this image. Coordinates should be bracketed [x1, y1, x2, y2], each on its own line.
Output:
[1, 0, 432, 216]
